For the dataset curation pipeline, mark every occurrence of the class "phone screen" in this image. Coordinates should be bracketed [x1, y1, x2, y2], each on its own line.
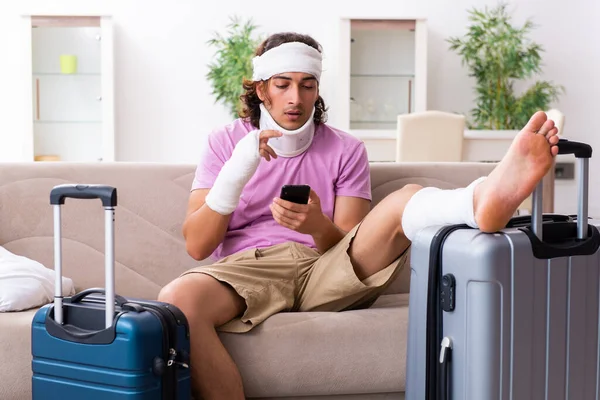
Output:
[280, 185, 310, 204]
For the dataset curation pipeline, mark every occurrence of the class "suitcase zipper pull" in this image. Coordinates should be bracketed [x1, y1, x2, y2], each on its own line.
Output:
[167, 348, 189, 369]
[439, 337, 453, 400]
[439, 336, 452, 364]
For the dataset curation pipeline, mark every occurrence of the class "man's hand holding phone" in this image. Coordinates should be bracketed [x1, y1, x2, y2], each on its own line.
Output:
[270, 185, 326, 235]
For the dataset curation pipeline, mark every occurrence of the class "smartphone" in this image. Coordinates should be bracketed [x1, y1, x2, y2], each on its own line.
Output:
[280, 184, 310, 204]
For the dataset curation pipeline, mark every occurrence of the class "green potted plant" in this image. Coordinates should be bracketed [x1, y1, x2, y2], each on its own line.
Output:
[448, 2, 564, 132]
[206, 16, 262, 119]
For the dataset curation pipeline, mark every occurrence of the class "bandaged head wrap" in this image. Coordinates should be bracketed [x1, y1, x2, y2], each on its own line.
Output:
[252, 42, 322, 158]
[252, 41, 322, 82]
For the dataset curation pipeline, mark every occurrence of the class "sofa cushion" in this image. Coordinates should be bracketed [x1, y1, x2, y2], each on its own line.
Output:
[0, 308, 37, 400]
[0, 294, 408, 400]
[0, 162, 496, 300]
[219, 293, 409, 398]
[0, 163, 200, 301]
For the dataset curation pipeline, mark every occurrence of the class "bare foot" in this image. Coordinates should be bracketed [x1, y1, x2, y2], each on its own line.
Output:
[473, 111, 560, 232]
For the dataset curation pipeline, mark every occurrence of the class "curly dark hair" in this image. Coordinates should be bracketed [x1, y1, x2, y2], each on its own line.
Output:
[239, 32, 328, 128]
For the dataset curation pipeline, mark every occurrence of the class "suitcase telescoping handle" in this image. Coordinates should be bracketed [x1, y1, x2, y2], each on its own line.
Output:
[531, 138, 592, 240]
[49, 184, 118, 329]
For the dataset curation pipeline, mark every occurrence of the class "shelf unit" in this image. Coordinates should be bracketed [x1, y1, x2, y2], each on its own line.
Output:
[335, 17, 427, 143]
[21, 14, 115, 162]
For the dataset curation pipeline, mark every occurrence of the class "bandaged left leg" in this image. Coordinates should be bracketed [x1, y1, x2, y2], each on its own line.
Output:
[401, 177, 487, 241]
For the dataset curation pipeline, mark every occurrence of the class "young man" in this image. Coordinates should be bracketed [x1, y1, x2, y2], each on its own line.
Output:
[158, 32, 559, 399]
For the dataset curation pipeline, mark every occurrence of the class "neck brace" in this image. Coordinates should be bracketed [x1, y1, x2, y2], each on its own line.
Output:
[259, 103, 315, 157]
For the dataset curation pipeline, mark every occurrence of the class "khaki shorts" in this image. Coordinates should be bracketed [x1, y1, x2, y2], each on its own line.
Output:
[180, 222, 409, 333]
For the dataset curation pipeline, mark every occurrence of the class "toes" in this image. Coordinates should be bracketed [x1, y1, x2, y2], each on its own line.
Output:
[537, 119, 556, 136]
[551, 145, 559, 157]
[549, 135, 560, 146]
[546, 127, 559, 139]
[525, 111, 548, 133]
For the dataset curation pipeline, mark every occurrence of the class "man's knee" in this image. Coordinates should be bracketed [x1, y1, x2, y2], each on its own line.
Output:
[374, 183, 423, 217]
[390, 184, 423, 210]
[158, 273, 244, 328]
[401, 183, 423, 197]
[157, 274, 217, 326]
[158, 276, 197, 316]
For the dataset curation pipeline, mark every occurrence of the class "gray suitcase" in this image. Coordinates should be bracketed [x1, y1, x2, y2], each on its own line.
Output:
[405, 139, 600, 400]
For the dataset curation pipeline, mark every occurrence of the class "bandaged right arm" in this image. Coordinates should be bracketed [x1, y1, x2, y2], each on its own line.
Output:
[204, 130, 261, 215]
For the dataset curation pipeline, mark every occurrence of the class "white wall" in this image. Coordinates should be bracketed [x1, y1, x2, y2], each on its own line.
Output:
[1, 0, 598, 215]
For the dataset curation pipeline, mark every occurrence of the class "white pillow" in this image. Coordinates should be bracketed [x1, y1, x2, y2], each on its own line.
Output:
[0, 246, 75, 312]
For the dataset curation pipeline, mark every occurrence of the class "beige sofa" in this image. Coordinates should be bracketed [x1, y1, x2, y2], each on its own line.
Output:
[0, 160, 495, 400]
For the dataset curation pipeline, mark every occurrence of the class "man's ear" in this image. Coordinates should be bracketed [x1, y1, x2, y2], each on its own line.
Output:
[257, 82, 272, 109]
[256, 81, 266, 102]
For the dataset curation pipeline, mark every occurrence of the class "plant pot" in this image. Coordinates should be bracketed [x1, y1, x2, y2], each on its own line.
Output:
[60, 55, 78, 74]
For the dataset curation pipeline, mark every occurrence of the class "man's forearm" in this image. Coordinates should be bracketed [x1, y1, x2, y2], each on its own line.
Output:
[183, 204, 230, 260]
[311, 214, 347, 254]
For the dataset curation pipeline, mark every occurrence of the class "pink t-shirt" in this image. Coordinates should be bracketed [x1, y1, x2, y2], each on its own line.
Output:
[191, 118, 372, 260]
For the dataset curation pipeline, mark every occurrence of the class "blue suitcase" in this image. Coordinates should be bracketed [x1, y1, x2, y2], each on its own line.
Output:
[31, 184, 191, 399]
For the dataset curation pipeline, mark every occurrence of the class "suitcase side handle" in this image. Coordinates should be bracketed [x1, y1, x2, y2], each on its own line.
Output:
[50, 184, 117, 207]
[51, 184, 117, 329]
[531, 139, 591, 240]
